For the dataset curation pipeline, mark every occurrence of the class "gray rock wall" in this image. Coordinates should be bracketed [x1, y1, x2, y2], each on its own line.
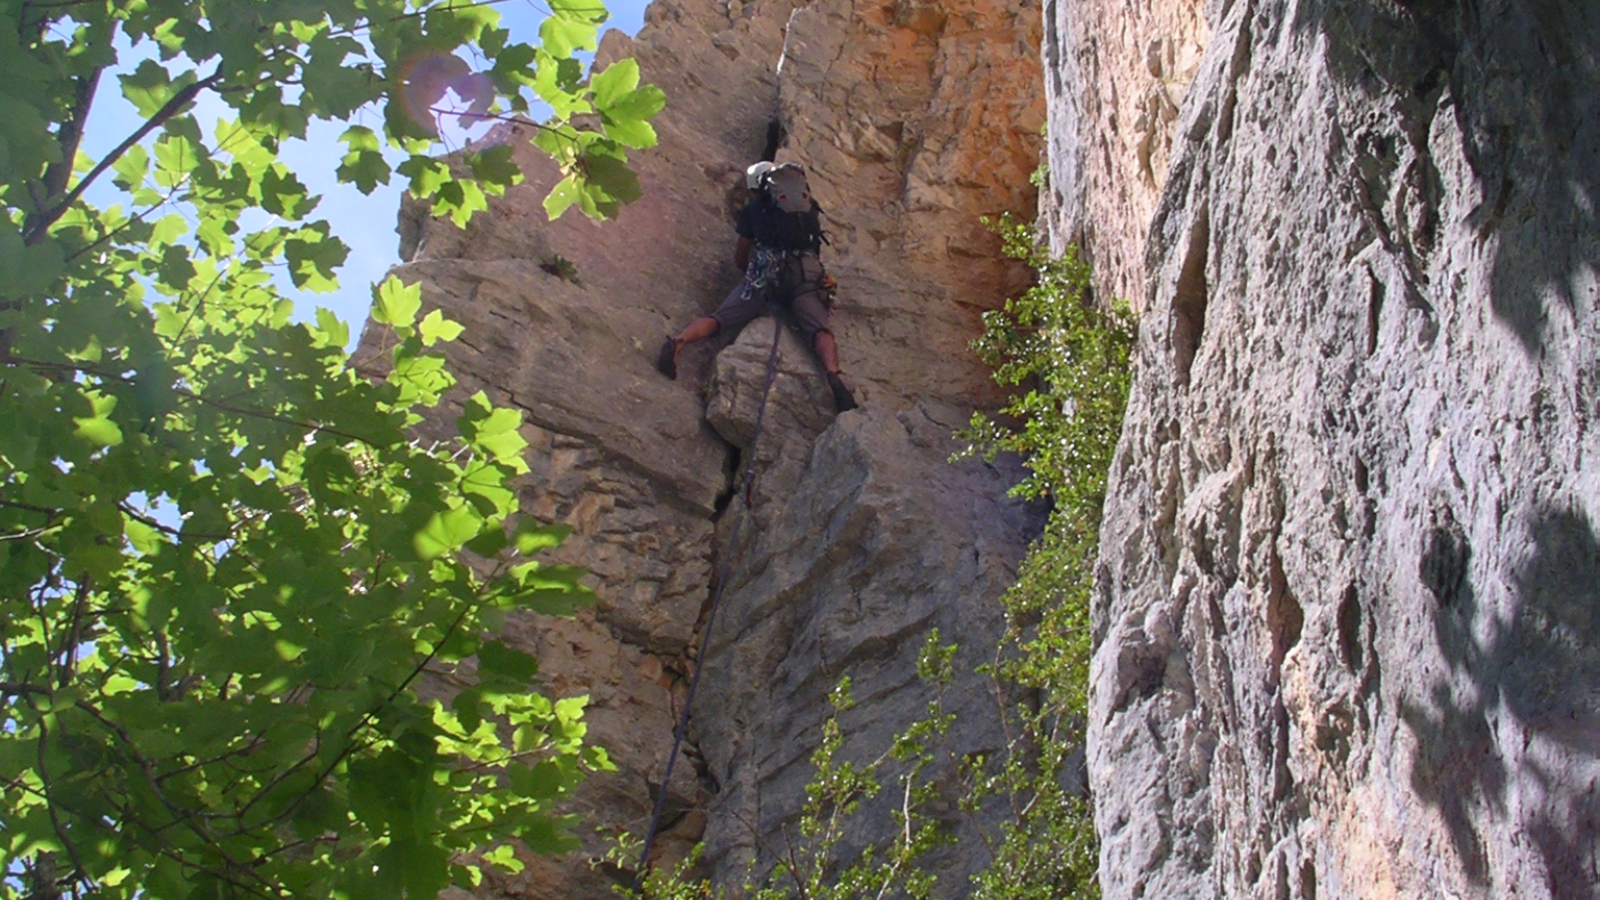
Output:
[1064, 0, 1600, 896]
[1041, 0, 1208, 308]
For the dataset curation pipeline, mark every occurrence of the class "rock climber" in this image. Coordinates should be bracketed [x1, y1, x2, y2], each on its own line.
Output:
[656, 161, 858, 412]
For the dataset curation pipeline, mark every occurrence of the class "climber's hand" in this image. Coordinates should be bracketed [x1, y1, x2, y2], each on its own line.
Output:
[820, 273, 837, 292]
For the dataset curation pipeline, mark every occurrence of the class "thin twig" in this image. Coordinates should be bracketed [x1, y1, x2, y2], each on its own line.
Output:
[55, 577, 90, 689]
[236, 597, 477, 828]
[0, 498, 63, 517]
[117, 502, 231, 543]
[4, 355, 385, 448]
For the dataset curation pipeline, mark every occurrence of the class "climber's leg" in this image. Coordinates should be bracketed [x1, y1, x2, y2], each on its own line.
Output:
[809, 329, 857, 412]
[657, 315, 720, 379]
[791, 289, 857, 412]
[661, 317, 716, 374]
[659, 278, 773, 380]
[676, 316, 721, 346]
[812, 328, 841, 374]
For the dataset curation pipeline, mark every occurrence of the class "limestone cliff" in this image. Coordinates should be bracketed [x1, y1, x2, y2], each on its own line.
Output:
[1054, 0, 1600, 897]
[361, 0, 1046, 896]
[1042, 0, 1208, 308]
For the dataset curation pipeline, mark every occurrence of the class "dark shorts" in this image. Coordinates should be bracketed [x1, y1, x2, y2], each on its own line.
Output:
[711, 252, 831, 344]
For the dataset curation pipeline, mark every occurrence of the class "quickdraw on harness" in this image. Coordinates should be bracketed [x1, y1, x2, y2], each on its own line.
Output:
[635, 315, 786, 887]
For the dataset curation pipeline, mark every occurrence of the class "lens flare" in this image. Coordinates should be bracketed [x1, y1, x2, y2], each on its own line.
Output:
[400, 53, 495, 136]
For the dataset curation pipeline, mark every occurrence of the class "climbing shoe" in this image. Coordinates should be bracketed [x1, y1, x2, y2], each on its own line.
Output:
[656, 337, 678, 380]
[827, 372, 858, 412]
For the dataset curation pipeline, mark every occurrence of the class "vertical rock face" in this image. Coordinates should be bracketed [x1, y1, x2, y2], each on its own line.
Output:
[693, 0, 1047, 885]
[362, 0, 1046, 896]
[1060, 0, 1600, 896]
[1041, 0, 1209, 307]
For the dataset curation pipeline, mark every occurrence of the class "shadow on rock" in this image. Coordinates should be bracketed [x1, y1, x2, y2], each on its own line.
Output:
[1297, 0, 1600, 355]
[1454, 0, 1600, 354]
[1403, 506, 1600, 895]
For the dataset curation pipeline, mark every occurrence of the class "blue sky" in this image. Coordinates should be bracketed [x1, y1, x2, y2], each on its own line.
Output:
[78, 0, 652, 342]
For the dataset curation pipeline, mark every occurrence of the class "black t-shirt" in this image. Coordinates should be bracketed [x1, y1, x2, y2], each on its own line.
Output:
[736, 196, 823, 252]
[735, 199, 761, 241]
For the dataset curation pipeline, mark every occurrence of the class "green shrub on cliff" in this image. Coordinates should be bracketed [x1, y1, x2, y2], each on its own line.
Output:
[955, 215, 1135, 899]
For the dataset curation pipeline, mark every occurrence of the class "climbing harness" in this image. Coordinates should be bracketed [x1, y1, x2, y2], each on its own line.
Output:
[635, 315, 786, 887]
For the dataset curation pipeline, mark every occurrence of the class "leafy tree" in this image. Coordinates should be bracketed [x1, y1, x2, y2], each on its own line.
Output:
[958, 216, 1133, 900]
[0, 0, 665, 898]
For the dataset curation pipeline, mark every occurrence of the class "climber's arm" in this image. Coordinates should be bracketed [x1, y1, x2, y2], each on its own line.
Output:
[735, 236, 752, 272]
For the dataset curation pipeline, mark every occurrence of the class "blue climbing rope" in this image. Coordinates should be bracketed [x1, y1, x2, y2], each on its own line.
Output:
[635, 315, 786, 888]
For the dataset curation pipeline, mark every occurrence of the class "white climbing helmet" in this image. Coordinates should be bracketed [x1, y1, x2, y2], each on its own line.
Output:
[745, 161, 775, 189]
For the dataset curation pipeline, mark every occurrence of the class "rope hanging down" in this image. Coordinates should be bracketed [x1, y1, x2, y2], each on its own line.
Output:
[635, 316, 786, 886]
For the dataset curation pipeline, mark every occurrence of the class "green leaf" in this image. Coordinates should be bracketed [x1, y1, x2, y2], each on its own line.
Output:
[507, 761, 566, 800]
[418, 309, 464, 346]
[478, 640, 539, 681]
[284, 227, 348, 292]
[124, 515, 164, 555]
[111, 143, 150, 191]
[434, 177, 489, 228]
[372, 276, 423, 328]
[301, 34, 374, 118]
[513, 520, 570, 554]
[150, 213, 187, 249]
[313, 308, 351, 348]
[601, 115, 658, 150]
[155, 243, 198, 291]
[531, 55, 590, 117]
[543, 174, 583, 220]
[153, 130, 203, 187]
[586, 153, 643, 206]
[337, 126, 392, 194]
[74, 415, 124, 447]
[465, 522, 509, 556]
[540, 15, 598, 59]
[589, 59, 640, 110]
[460, 395, 526, 462]
[119, 59, 197, 118]
[605, 83, 667, 122]
[467, 144, 522, 195]
[260, 165, 317, 219]
[397, 155, 451, 199]
[551, 0, 608, 22]
[414, 505, 485, 560]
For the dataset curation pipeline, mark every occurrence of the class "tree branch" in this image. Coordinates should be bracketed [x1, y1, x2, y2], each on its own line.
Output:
[36, 718, 93, 896]
[41, 68, 104, 203]
[0, 681, 52, 697]
[0, 498, 63, 518]
[238, 598, 478, 829]
[73, 699, 278, 893]
[118, 502, 231, 543]
[55, 577, 90, 689]
[24, 68, 224, 245]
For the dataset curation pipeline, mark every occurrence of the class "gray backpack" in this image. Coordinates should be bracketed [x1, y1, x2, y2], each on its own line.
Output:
[754, 163, 825, 251]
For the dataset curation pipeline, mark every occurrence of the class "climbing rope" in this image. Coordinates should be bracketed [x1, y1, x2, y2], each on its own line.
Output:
[635, 315, 786, 888]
